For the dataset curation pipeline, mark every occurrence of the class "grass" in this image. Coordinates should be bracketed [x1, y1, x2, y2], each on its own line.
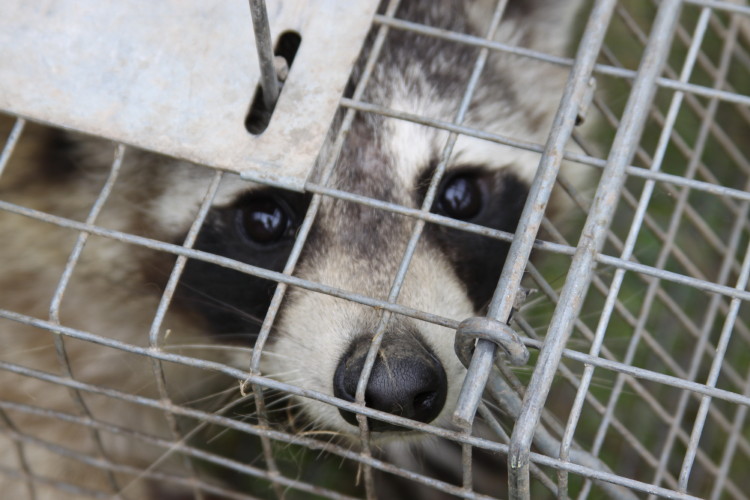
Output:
[522, 1, 750, 498]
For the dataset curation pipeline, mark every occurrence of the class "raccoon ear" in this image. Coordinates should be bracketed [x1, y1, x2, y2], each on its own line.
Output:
[469, 0, 583, 55]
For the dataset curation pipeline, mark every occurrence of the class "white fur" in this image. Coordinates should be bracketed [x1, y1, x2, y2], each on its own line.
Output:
[0, 1, 586, 497]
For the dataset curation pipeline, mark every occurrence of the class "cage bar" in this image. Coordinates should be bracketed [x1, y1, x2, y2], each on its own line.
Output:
[2, 1, 750, 499]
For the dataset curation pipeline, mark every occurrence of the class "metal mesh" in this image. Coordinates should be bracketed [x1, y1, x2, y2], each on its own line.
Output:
[1, 0, 750, 498]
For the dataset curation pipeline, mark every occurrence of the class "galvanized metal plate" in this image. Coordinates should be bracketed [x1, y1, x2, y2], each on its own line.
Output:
[0, 0, 379, 179]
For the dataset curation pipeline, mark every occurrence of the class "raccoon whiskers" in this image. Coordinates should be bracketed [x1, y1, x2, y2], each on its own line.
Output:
[161, 343, 256, 354]
[174, 278, 267, 323]
[119, 390, 257, 495]
[279, 412, 353, 457]
[159, 338, 253, 355]
[0, 342, 57, 357]
[179, 384, 241, 407]
[198, 391, 301, 446]
[295, 429, 347, 439]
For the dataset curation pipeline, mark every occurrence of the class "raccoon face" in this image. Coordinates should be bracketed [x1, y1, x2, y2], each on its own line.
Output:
[168, 0, 582, 437]
[264, 163, 530, 434]
[177, 160, 530, 435]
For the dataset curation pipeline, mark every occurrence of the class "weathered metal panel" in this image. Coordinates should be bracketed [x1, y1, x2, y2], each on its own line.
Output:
[0, 0, 378, 178]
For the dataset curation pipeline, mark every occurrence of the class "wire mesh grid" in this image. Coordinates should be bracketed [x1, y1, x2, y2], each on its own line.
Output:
[1, 0, 750, 499]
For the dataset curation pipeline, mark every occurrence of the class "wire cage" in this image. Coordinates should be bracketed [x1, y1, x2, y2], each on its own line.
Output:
[1, 0, 750, 499]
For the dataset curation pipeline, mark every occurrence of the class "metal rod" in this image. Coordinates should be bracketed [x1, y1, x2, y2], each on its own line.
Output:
[0, 118, 25, 178]
[2, 0, 749, 496]
[452, 0, 617, 431]
[249, 0, 280, 110]
[372, 14, 750, 109]
[559, 5, 710, 497]
[244, 2, 403, 497]
[337, 97, 750, 205]
[7, 186, 750, 394]
[350, 2, 508, 495]
[0, 352, 704, 499]
[649, 13, 741, 495]
[141, 170, 224, 500]
[508, 0, 682, 497]
[48, 144, 128, 498]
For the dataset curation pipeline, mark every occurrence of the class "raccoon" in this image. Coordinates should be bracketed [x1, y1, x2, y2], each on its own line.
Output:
[0, 0, 585, 498]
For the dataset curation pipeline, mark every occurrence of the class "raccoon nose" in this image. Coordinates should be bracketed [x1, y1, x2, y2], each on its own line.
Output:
[333, 334, 447, 431]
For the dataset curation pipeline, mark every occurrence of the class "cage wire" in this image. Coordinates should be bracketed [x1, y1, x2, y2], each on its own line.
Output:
[1, 0, 750, 499]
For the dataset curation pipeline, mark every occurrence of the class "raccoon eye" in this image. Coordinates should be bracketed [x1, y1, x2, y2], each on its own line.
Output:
[236, 198, 293, 244]
[437, 174, 483, 220]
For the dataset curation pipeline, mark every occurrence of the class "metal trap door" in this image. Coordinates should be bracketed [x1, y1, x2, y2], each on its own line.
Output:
[0, 0, 379, 180]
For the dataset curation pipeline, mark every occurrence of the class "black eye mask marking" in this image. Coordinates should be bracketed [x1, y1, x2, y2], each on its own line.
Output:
[420, 166, 529, 310]
[175, 189, 309, 342]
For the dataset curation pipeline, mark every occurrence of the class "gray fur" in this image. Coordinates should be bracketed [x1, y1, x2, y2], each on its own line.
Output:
[0, 1, 584, 498]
